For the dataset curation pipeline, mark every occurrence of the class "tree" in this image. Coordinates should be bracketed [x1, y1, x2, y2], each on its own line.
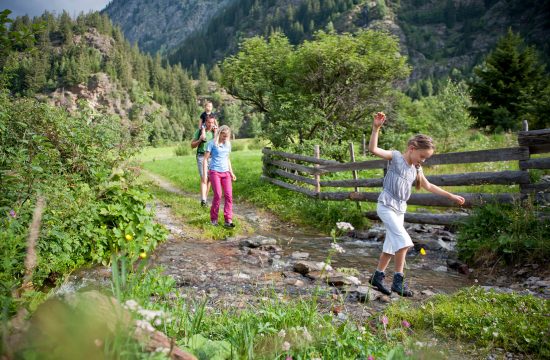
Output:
[209, 63, 222, 83]
[197, 64, 209, 95]
[222, 30, 409, 155]
[221, 103, 244, 138]
[469, 29, 549, 131]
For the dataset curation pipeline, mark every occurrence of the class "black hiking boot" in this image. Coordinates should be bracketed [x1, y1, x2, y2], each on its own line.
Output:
[369, 270, 391, 295]
[391, 273, 413, 297]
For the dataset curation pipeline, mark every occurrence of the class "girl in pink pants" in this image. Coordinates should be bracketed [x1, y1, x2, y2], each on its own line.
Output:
[202, 125, 236, 227]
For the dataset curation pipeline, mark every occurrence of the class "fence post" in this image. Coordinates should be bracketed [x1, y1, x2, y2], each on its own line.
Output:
[349, 143, 359, 193]
[518, 121, 530, 200]
[314, 145, 320, 194]
[362, 133, 366, 156]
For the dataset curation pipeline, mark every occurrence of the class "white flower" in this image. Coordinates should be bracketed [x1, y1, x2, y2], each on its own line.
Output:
[136, 320, 155, 332]
[336, 222, 354, 231]
[282, 341, 291, 351]
[154, 318, 162, 326]
[138, 309, 164, 321]
[278, 329, 286, 338]
[124, 299, 140, 311]
[331, 243, 345, 253]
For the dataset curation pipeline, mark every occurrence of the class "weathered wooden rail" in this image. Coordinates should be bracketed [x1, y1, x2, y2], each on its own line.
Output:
[261, 126, 550, 225]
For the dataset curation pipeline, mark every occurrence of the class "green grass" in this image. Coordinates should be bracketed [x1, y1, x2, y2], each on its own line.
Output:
[385, 286, 550, 357]
[146, 183, 253, 240]
[138, 149, 369, 233]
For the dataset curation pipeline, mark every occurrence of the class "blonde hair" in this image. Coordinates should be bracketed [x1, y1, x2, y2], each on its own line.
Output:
[408, 134, 435, 190]
[214, 125, 231, 147]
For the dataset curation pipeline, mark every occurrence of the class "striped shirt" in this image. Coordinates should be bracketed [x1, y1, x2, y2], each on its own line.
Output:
[378, 150, 420, 213]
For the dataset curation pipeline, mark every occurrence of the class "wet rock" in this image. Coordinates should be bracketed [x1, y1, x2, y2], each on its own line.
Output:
[325, 275, 353, 287]
[433, 265, 448, 272]
[446, 258, 469, 274]
[352, 228, 385, 241]
[284, 278, 306, 287]
[259, 244, 283, 252]
[421, 289, 436, 296]
[232, 272, 251, 280]
[345, 276, 361, 286]
[413, 237, 451, 251]
[239, 235, 277, 248]
[291, 251, 310, 260]
[247, 248, 270, 258]
[293, 261, 333, 275]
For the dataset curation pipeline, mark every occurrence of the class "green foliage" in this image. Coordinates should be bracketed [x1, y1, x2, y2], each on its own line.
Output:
[222, 30, 409, 155]
[397, 80, 474, 152]
[385, 287, 550, 357]
[469, 29, 550, 131]
[456, 201, 550, 265]
[0, 91, 166, 314]
[220, 103, 244, 137]
[174, 143, 192, 156]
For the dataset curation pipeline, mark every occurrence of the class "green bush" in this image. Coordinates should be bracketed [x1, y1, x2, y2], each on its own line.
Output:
[457, 201, 550, 265]
[0, 91, 166, 314]
[175, 144, 192, 156]
[231, 142, 245, 152]
[247, 139, 265, 151]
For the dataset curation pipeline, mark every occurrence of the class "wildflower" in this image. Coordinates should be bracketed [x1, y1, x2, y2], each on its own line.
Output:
[124, 299, 140, 311]
[368, 356, 375, 360]
[285, 356, 293, 360]
[9, 210, 16, 218]
[278, 329, 286, 338]
[331, 243, 345, 253]
[125, 234, 133, 241]
[420, 248, 426, 256]
[302, 327, 313, 342]
[282, 341, 291, 351]
[381, 315, 388, 325]
[402, 320, 411, 328]
[492, 332, 499, 338]
[336, 222, 354, 231]
[139, 251, 147, 259]
[154, 318, 162, 326]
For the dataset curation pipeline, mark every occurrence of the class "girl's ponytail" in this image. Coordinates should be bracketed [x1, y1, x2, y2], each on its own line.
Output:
[408, 134, 435, 190]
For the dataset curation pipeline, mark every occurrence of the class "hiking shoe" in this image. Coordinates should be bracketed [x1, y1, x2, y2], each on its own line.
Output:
[391, 273, 413, 297]
[223, 222, 236, 228]
[211, 221, 218, 226]
[201, 200, 207, 207]
[369, 270, 391, 295]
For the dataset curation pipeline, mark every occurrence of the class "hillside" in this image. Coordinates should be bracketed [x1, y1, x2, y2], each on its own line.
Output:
[2, 12, 199, 142]
[104, 0, 550, 84]
[102, 0, 235, 54]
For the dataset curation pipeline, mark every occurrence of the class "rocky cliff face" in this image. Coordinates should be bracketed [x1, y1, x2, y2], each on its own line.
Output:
[103, 0, 235, 54]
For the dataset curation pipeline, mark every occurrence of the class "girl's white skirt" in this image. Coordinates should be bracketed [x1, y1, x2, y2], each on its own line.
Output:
[376, 202, 414, 255]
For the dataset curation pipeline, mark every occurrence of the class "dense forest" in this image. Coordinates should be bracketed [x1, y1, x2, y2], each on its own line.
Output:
[2, 11, 199, 143]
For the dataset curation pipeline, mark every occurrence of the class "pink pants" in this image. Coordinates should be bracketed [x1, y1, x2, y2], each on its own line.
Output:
[209, 170, 233, 223]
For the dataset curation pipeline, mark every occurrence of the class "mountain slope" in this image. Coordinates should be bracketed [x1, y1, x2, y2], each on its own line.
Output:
[102, 0, 235, 54]
[105, 0, 550, 83]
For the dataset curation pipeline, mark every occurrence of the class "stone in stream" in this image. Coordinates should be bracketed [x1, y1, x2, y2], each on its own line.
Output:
[291, 251, 310, 260]
[239, 235, 277, 248]
[293, 260, 333, 275]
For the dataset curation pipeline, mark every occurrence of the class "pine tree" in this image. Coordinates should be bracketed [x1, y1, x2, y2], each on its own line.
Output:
[469, 29, 548, 131]
[197, 64, 209, 95]
[209, 64, 222, 83]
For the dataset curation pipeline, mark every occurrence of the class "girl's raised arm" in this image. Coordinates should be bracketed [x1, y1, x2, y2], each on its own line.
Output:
[368, 112, 393, 160]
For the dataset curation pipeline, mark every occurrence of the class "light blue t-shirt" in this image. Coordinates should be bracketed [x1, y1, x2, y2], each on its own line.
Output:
[205, 140, 231, 172]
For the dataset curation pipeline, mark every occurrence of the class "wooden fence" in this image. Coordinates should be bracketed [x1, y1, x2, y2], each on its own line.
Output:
[261, 125, 550, 225]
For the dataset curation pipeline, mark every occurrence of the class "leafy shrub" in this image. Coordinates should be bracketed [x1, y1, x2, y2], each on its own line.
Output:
[231, 142, 245, 152]
[457, 201, 550, 265]
[175, 144, 192, 156]
[247, 139, 265, 151]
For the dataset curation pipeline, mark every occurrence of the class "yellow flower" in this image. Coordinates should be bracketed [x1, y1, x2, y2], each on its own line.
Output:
[139, 251, 147, 259]
[125, 234, 133, 241]
[420, 248, 426, 256]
